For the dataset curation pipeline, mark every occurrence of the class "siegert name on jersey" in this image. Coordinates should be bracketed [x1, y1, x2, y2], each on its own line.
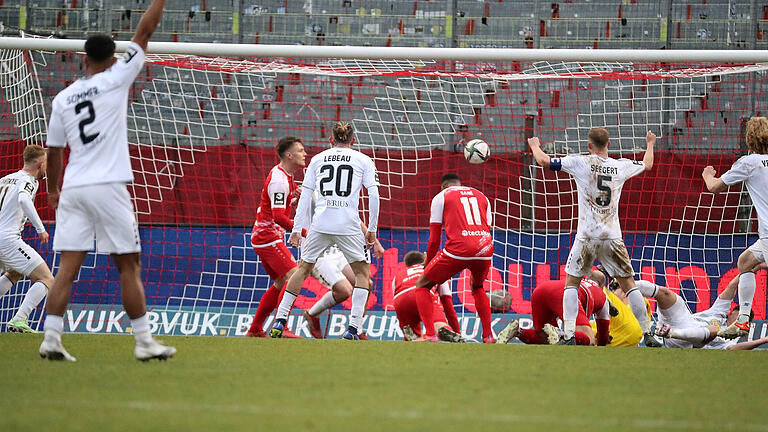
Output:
[65, 87, 99, 105]
[590, 165, 618, 175]
[323, 154, 352, 162]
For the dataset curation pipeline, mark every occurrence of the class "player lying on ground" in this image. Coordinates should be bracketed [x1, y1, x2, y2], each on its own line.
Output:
[392, 251, 463, 342]
[271, 122, 380, 340]
[702, 116, 768, 340]
[588, 278, 651, 347]
[41, 0, 172, 362]
[497, 270, 611, 346]
[0, 146, 54, 333]
[246, 136, 306, 338]
[411, 173, 496, 343]
[529, 128, 661, 347]
[634, 267, 768, 350]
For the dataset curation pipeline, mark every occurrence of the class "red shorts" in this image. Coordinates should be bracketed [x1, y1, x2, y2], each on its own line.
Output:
[423, 250, 491, 287]
[393, 289, 447, 338]
[530, 284, 589, 330]
[252, 240, 297, 280]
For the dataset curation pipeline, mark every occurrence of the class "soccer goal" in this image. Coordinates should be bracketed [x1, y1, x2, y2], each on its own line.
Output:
[1, 35, 767, 339]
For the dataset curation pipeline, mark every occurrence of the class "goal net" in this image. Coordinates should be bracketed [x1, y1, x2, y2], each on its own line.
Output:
[1, 38, 766, 340]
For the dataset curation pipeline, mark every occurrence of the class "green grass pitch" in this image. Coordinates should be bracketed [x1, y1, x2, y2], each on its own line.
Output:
[2, 334, 767, 432]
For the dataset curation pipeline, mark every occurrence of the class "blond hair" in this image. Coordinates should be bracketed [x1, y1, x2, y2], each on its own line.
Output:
[332, 122, 354, 145]
[23, 145, 46, 165]
[588, 128, 609, 148]
[745, 116, 768, 154]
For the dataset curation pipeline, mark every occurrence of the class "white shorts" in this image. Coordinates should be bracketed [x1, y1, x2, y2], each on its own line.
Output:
[311, 246, 348, 288]
[748, 238, 768, 263]
[565, 238, 634, 278]
[300, 230, 366, 264]
[53, 183, 141, 254]
[0, 237, 45, 276]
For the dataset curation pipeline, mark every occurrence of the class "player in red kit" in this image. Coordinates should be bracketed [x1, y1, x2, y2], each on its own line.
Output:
[246, 137, 306, 338]
[412, 174, 495, 343]
[393, 251, 464, 342]
[497, 271, 612, 346]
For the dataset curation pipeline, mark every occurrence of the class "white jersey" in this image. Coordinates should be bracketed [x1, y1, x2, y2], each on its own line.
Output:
[552, 154, 645, 239]
[0, 170, 41, 238]
[660, 297, 737, 349]
[721, 153, 768, 238]
[297, 147, 378, 236]
[46, 42, 146, 189]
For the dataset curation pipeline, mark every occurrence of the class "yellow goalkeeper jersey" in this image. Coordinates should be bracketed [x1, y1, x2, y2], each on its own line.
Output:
[590, 289, 650, 347]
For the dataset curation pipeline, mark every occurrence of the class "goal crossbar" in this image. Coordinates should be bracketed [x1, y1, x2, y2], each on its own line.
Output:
[2, 37, 768, 63]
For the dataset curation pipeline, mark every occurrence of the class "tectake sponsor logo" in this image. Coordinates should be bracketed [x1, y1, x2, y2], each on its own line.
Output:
[461, 229, 490, 236]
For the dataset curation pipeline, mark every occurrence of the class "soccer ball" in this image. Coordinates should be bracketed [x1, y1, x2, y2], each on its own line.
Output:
[463, 139, 490, 164]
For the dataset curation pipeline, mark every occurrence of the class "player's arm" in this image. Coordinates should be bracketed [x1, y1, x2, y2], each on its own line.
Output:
[595, 301, 611, 346]
[363, 159, 380, 248]
[527, 137, 551, 169]
[132, 0, 166, 51]
[17, 186, 48, 243]
[642, 130, 655, 171]
[45, 106, 66, 211]
[701, 166, 728, 193]
[267, 178, 294, 232]
[727, 336, 768, 350]
[360, 221, 384, 258]
[426, 193, 445, 263]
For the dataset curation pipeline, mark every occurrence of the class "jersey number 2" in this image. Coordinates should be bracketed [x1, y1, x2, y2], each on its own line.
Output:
[319, 164, 353, 197]
[459, 196, 483, 226]
[75, 101, 99, 145]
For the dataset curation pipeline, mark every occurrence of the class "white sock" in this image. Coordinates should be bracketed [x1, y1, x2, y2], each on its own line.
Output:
[635, 280, 659, 298]
[0, 274, 13, 297]
[275, 291, 297, 322]
[562, 286, 578, 338]
[737, 272, 756, 324]
[12, 281, 48, 322]
[308, 291, 337, 317]
[669, 327, 711, 343]
[626, 288, 651, 333]
[44, 314, 64, 341]
[131, 314, 153, 344]
[348, 287, 369, 332]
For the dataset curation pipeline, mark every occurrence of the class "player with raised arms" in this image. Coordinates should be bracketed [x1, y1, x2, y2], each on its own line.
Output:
[0, 145, 54, 333]
[411, 174, 495, 343]
[270, 122, 380, 340]
[702, 116, 768, 339]
[245, 136, 306, 338]
[528, 128, 660, 346]
[40, 0, 172, 361]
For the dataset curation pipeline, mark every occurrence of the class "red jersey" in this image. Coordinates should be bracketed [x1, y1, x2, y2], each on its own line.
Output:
[535, 278, 606, 317]
[251, 165, 297, 246]
[392, 264, 424, 298]
[428, 186, 493, 260]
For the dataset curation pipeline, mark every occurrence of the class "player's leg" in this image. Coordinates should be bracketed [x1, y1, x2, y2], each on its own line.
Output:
[305, 260, 354, 339]
[432, 292, 464, 343]
[0, 270, 21, 297]
[40, 250, 86, 362]
[415, 251, 458, 337]
[562, 238, 592, 342]
[468, 259, 494, 343]
[719, 241, 765, 338]
[8, 262, 54, 333]
[247, 268, 295, 337]
[334, 233, 371, 340]
[394, 291, 424, 341]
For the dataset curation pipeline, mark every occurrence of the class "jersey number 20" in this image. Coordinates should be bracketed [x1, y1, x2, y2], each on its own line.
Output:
[319, 164, 353, 197]
[75, 101, 100, 145]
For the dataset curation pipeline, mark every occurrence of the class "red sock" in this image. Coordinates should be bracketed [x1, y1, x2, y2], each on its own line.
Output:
[440, 295, 461, 332]
[248, 284, 279, 333]
[414, 288, 436, 337]
[472, 288, 493, 338]
[574, 331, 592, 346]
[518, 328, 545, 344]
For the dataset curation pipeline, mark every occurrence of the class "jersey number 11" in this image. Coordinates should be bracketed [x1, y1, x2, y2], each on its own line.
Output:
[459, 196, 483, 226]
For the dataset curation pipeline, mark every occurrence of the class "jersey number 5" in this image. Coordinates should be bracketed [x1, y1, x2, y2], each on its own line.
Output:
[596, 175, 612, 207]
[75, 101, 100, 145]
[459, 196, 483, 226]
[319, 164, 353, 197]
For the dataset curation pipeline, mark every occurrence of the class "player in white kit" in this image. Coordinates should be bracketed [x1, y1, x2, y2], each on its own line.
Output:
[0, 145, 55, 333]
[270, 122, 380, 340]
[529, 128, 661, 346]
[39, 0, 172, 362]
[633, 267, 768, 350]
[702, 116, 768, 339]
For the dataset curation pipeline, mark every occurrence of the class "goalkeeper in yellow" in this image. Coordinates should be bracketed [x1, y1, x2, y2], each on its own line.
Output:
[591, 280, 650, 347]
